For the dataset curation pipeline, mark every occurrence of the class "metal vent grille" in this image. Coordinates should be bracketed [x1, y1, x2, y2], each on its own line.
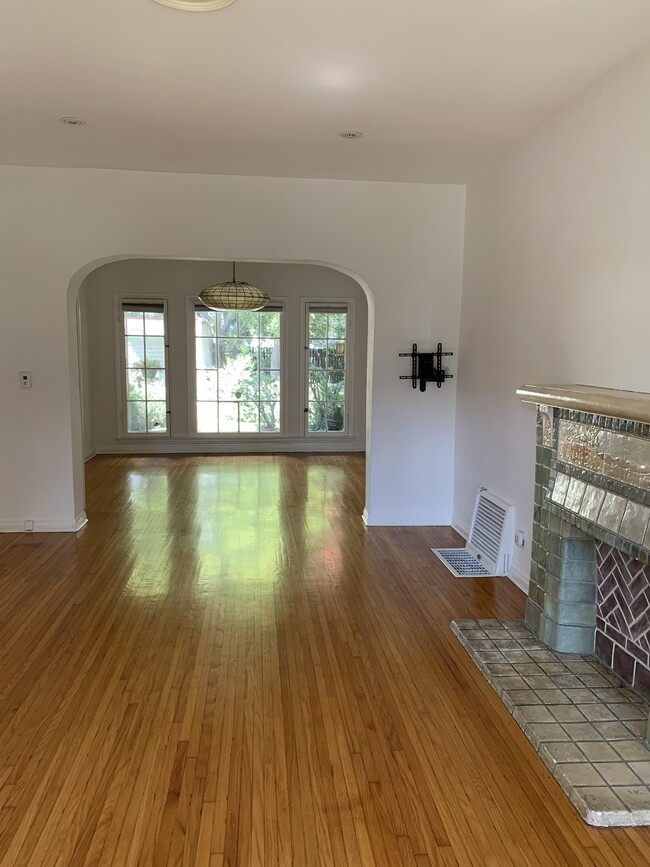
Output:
[430, 488, 514, 578]
[431, 548, 492, 578]
[469, 495, 507, 563]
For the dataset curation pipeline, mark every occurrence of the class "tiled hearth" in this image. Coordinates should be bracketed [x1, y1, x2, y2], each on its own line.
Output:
[452, 619, 650, 826]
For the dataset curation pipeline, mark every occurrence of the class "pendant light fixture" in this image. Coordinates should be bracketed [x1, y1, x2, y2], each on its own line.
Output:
[198, 262, 270, 312]
[151, 1, 236, 10]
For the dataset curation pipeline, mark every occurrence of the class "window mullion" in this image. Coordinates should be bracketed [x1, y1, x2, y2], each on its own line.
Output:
[258, 335, 261, 424]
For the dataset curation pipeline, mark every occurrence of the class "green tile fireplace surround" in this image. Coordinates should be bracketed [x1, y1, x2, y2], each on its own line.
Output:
[517, 386, 650, 667]
[527, 420, 599, 654]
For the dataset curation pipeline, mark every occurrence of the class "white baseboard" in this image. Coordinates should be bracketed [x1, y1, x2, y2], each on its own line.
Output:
[451, 520, 469, 540]
[0, 511, 88, 533]
[84, 450, 97, 462]
[94, 439, 365, 455]
[508, 564, 530, 594]
[0, 521, 28, 533]
[362, 511, 453, 526]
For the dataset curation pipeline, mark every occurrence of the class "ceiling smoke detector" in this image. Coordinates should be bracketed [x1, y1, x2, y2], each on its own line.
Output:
[151, 0, 235, 10]
[339, 130, 363, 139]
[59, 117, 86, 126]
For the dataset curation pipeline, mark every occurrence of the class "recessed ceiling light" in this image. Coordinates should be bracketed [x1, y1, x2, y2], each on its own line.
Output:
[59, 117, 86, 126]
[340, 130, 363, 139]
[151, 0, 235, 10]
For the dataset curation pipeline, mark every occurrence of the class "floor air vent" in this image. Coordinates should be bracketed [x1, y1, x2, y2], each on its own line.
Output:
[432, 488, 515, 578]
[433, 548, 492, 577]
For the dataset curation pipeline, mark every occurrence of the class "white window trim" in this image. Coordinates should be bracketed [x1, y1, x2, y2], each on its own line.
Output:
[301, 298, 355, 438]
[186, 295, 288, 438]
[114, 295, 172, 438]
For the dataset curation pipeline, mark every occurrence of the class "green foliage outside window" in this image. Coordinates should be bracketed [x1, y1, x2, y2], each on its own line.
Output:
[195, 310, 281, 433]
[307, 311, 347, 432]
[124, 308, 168, 434]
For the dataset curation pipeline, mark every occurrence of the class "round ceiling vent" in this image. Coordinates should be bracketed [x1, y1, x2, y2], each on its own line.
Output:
[151, 0, 235, 10]
[339, 130, 363, 139]
[59, 117, 86, 126]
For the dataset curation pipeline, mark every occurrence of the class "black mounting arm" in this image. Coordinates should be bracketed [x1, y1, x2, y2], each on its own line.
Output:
[399, 343, 454, 391]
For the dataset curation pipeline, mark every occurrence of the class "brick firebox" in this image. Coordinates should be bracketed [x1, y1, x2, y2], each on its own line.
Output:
[595, 541, 650, 700]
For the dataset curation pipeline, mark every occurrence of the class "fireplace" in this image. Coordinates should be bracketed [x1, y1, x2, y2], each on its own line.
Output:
[517, 385, 650, 708]
[448, 385, 650, 826]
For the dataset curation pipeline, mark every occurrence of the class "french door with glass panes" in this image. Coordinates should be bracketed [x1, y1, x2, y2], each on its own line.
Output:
[305, 304, 349, 434]
[121, 301, 170, 435]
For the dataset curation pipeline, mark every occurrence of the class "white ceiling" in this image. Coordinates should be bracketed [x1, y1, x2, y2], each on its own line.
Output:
[2, 0, 650, 183]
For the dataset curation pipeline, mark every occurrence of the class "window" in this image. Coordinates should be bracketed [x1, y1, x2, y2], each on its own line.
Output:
[121, 302, 169, 434]
[194, 306, 282, 433]
[306, 305, 349, 433]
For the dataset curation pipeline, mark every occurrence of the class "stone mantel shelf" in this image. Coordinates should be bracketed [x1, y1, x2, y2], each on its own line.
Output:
[517, 384, 650, 425]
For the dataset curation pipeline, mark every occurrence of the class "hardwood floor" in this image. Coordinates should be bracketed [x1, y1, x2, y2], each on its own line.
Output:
[0, 454, 649, 866]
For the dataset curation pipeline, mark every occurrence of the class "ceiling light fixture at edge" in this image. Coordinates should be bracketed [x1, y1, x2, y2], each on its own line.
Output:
[151, 0, 235, 10]
[60, 116, 85, 126]
[199, 262, 270, 312]
[340, 130, 363, 139]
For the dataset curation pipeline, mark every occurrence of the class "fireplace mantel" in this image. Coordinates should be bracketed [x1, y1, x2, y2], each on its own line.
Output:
[517, 383, 650, 424]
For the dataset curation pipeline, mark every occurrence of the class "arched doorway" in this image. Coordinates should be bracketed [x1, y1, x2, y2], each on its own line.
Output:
[68, 257, 375, 523]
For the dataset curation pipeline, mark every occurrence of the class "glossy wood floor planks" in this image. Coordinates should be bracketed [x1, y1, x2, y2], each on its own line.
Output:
[0, 453, 649, 865]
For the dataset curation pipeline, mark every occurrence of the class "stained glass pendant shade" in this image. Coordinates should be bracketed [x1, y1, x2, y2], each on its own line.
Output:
[198, 263, 270, 312]
[152, 1, 235, 10]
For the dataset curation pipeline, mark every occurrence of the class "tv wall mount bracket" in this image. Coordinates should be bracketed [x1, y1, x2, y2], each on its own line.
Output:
[399, 343, 453, 391]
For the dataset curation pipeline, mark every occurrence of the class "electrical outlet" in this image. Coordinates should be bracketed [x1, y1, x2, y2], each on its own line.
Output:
[514, 530, 526, 548]
[20, 371, 32, 389]
[24, 520, 34, 532]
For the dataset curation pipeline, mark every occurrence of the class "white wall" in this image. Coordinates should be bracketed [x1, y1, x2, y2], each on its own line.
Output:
[80, 259, 368, 453]
[0, 168, 465, 531]
[454, 46, 650, 589]
[78, 291, 95, 461]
